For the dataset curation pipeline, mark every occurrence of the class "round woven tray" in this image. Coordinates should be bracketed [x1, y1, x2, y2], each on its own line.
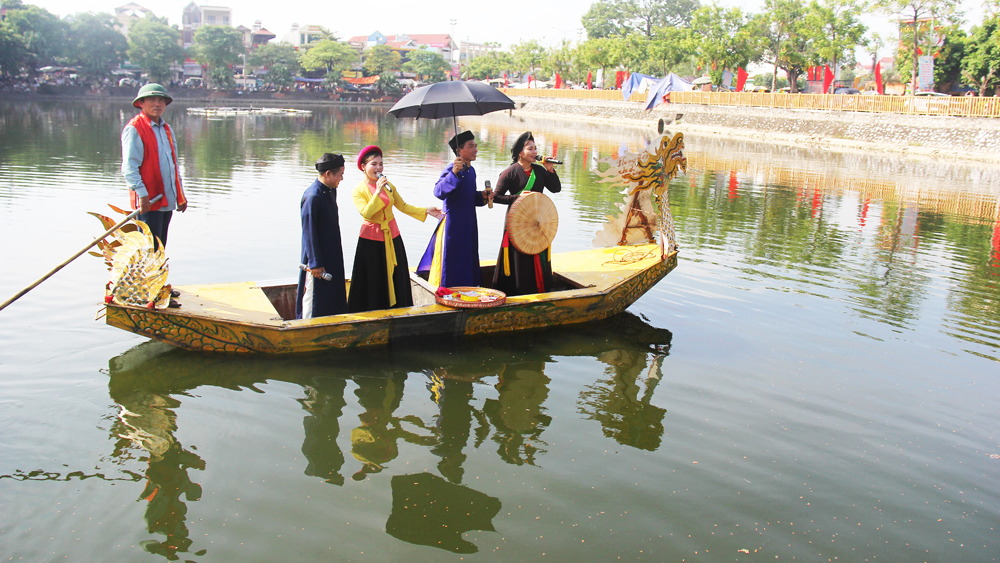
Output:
[506, 192, 559, 254]
[435, 286, 506, 309]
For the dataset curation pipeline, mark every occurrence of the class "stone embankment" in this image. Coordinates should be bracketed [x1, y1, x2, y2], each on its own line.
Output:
[511, 96, 1000, 165]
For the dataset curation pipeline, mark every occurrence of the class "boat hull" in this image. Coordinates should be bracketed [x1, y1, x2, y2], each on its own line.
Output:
[105, 245, 677, 354]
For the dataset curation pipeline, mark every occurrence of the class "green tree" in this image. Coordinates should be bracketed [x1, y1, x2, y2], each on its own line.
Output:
[608, 33, 647, 75]
[128, 17, 183, 85]
[646, 26, 691, 76]
[191, 25, 243, 88]
[299, 39, 356, 75]
[3, 5, 68, 73]
[756, 0, 808, 91]
[633, 0, 701, 35]
[582, 0, 700, 39]
[547, 40, 576, 81]
[0, 24, 27, 77]
[67, 12, 127, 83]
[961, 14, 1000, 96]
[690, 4, 759, 83]
[401, 46, 451, 82]
[376, 73, 402, 95]
[364, 44, 401, 76]
[248, 42, 300, 89]
[578, 37, 616, 87]
[510, 39, 547, 78]
[462, 51, 512, 79]
[930, 26, 965, 89]
[808, 0, 866, 85]
[582, 0, 634, 39]
[875, 0, 961, 90]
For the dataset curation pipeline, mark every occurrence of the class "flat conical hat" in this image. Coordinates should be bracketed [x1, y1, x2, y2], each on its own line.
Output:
[506, 192, 558, 254]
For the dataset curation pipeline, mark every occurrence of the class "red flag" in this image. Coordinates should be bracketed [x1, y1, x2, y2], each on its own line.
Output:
[874, 61, 883, 95]
[555, 73, 562, 89]
[587, 70, 592, 90]
[504, 72, 508, 88]
[736, 67, 748, 92]
[823, 65, 835, 93]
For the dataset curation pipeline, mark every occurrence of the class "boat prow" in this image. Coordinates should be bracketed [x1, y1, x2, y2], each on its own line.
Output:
[105, 244, 677, 354]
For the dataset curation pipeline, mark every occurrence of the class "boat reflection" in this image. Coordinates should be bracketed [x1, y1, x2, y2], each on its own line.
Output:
[106, 312, 673, 557]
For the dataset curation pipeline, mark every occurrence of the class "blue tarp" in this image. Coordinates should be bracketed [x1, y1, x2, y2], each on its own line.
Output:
[644, 73, 693, 110]
[621, 73, 655, 101]
[294, 77, 325, 83]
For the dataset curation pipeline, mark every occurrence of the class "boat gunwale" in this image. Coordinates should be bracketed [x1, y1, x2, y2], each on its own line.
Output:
[105, 248, 676, 332]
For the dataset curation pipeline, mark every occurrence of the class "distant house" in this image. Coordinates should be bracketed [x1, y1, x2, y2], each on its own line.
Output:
[114, 3, 155, 39]
[348, 31, 455, 61]
[458, 41, 499, 63]
[236, 20, 276, 51]
[182, 2, 232, 48]
[282, 23, 326, 47]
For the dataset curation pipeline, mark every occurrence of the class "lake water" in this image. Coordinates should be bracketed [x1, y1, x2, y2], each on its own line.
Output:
[1, 100, 998, 562]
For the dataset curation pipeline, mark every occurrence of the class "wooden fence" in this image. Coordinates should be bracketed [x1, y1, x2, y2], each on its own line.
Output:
[501, 88, 1000, 118]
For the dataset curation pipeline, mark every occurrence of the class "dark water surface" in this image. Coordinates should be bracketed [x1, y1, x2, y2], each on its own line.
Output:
[1, 100, 998, 562]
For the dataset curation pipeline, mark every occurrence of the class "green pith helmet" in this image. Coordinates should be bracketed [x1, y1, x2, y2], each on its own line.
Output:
[132, 83, 173, 108]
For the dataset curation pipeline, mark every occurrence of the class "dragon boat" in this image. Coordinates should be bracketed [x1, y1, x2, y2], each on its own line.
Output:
[96, 133, 687, 354]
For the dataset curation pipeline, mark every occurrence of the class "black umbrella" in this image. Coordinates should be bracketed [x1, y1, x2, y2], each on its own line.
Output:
[388, 80, 515, 136]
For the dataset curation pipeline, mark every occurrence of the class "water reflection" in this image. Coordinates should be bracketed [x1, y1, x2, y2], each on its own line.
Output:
[385, 472, 501, 553]
[103, 313, 673, 558]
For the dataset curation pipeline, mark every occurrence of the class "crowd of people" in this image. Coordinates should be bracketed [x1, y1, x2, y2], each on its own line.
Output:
[119, 82, 561, 319]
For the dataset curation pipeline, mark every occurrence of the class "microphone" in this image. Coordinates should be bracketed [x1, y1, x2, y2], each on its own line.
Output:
[485, 180, 492, 209]
[377, 172, 391, 192]
[535, 155, 563, 164]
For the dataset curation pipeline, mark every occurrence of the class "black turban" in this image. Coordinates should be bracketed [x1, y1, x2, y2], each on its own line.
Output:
[316, 153, 345, 173]
[510, 131, 534, 162]
[448, 130, 475, 155]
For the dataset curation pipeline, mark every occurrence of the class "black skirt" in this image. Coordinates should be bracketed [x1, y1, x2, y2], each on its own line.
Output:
[492, 230, 553, 296]
[348, 235, 413, 313]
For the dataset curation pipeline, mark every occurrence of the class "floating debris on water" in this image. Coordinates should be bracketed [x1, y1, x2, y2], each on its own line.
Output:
[186, 107, 312, 117]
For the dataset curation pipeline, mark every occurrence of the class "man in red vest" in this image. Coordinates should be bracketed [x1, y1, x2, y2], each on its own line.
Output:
[121, 83, 188, 251]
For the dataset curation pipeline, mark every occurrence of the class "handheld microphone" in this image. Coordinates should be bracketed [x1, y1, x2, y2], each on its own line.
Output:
[299, 264, 333, 281]
[535, 155, 563, 165]
[377, 173, 391, 192]
[485, 180, 493, 209]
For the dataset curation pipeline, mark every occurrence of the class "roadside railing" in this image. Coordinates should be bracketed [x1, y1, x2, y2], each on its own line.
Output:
[499, 88, 646, 103]
[501, 88, 999, 118]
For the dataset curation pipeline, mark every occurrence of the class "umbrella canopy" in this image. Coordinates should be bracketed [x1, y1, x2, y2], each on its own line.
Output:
[691, 76, 713, 85]
[388, 80, 515, 120]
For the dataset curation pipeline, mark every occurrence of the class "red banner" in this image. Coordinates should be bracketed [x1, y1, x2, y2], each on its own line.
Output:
[874, 61, 883, 95]
[823, 65, 835, 93]
[736, 67, 748, 92]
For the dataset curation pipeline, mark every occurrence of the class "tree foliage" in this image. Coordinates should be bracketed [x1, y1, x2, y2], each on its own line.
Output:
[463, 51, 513, 79]
[0, 22, 27, 77]
[192, 25, 243, 88]
[299, 39, 356, 75]
[401, 46, 451, 82]
[690, 4, 758, 81]
[363, 44, 401, 76]
[582, 0, 700, 39]
[3, 4, 67, 72]
[249, 42, 300, 88]
[65, 13, 127, 83]
[961, 14, 1000, 95]
[875, 0, 961, 89]
[127, 17, 183, 85]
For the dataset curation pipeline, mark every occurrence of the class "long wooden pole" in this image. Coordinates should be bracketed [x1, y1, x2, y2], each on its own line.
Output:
[0, 195, 162, 313]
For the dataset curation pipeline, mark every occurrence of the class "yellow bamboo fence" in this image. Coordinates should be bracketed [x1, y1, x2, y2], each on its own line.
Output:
[501, 88, 1000, 118]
